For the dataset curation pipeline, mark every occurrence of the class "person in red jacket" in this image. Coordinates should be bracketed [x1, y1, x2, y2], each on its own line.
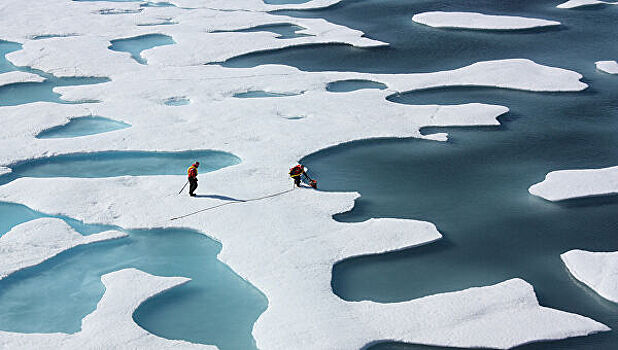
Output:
[289, 164, 305, 187]
[187, 162, 199, 197]
[289, 164, 317, 188]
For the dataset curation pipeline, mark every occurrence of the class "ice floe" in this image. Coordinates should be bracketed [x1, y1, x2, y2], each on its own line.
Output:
[0, 268, 213, 349]
[412, 12, 561, 30]
[0, 71, 45, 88]
[557, 0, 618, 9]
[0, 218, 126, 280]
[596, 60, 618, 74]
[529, 166, 618, 201]
[562, 250, 618, 303]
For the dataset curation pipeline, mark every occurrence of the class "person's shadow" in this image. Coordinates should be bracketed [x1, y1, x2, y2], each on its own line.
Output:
[193, 194, 245, 202]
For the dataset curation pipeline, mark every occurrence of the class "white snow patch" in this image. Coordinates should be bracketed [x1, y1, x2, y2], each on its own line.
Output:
[596, 60, 618, 74]
[0, 167, 11, 176]
[557, 0, 617, 9]
[0, 268, 214, 349]
[0, 71, 45, 88]
[412, 12, 560, 30]
[529, 166, 618, 201]
[0, 218, 126, 280]
[562, 250, 618, 303]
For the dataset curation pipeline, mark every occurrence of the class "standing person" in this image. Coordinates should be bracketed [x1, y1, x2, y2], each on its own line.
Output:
[187, 162, 199, 197]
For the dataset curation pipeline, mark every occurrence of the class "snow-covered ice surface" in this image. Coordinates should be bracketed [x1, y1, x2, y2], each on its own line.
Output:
[0, 218, 126, 279]
[596, 60, 618, 74]
[558, 0, 618, 9]
[412, 12, 561, 30]
[562, 250, 618, 303]
[529, 166, 618, 201]
[0, 71, 45, 88]
[0, 0, 612, 348]
[0, 268, 214, 349]
[0, 167, 10, 176]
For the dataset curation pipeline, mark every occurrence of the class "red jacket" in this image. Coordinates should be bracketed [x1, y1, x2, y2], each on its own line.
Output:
[289, 165, 303, 177]
[187, 164, 198, 178]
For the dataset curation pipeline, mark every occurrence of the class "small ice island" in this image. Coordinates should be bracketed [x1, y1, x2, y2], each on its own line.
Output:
[596, 60, 618, 74]
[529, 166, 618, 201]
[562, 250, 618, 303]
[412, 12, 561, 30]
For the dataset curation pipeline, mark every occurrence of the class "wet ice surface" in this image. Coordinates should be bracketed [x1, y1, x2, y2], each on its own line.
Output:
[36, 116, 131, 139]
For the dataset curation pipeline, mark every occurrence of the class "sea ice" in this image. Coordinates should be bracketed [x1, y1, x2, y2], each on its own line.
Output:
[0, 167, 11, 176]
[0, 0, 609, 348]
[0, 71, 45, 88]
[557, 0, 617, 9]
[528, 166, 618, 201]
[412, 12, 561, 30]
[0, 218, 126, 279]
[562, 250, 618, 303]
[596, 60, 618, 74]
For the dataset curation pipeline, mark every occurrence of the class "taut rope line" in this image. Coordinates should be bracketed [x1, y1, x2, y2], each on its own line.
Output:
[170, 186, 296, 221]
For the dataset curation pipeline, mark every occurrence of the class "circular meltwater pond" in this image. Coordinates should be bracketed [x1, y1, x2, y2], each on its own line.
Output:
[0, 150, 267, 350]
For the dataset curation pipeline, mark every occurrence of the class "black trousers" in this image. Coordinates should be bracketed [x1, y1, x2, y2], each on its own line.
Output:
[189, 177, 198, 195]
[293, 176, 301, 187]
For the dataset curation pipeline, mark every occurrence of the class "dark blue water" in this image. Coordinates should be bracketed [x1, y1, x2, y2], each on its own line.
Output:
[36, 116, 131, 138]
[0, 150, 240, 186]
[0, 40, 109, 106]
[212, 23, 313, 39]
[108, 34, 175, 64]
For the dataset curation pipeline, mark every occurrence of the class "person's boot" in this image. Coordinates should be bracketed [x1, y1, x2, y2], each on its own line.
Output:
[190, 193, 196, 197]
